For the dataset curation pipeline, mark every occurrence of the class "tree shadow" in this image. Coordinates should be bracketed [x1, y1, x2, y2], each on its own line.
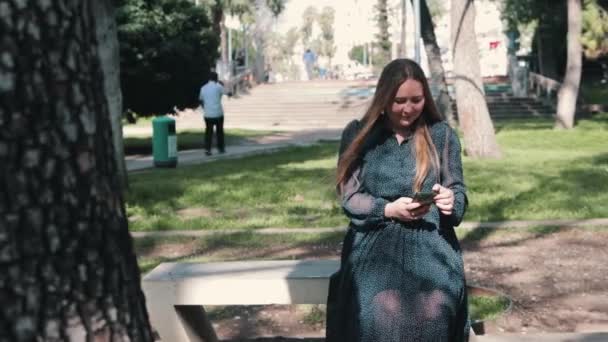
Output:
[127, 143, 340, 229]
[460, 153, 608, 247]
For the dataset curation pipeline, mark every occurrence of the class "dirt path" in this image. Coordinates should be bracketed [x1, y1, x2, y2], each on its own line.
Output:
[462, 227, 608, 335]
[140, 227, 608, 340]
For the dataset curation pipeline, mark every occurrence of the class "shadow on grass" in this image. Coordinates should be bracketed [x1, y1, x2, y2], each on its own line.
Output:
[136, 231, 345, 274]
[127, 143, 339, 230]
[461, 152, 608, 247]
[124, 130, 258, 155]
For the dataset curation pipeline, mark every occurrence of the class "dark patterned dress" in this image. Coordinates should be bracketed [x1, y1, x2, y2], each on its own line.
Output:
[326, 118, 470, 342]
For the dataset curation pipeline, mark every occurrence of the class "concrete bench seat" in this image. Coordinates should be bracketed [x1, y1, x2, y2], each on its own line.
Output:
[142, 259, 339, 342]
[142, 260, 608, 342]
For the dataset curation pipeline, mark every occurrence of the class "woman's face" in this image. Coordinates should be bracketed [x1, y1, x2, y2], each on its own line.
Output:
[387, 79, 425, 131]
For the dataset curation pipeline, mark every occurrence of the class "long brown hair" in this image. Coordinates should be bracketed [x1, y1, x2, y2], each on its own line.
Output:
[336, 59, 443, 193]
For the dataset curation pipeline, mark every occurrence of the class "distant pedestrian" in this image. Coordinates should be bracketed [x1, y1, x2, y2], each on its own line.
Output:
[199, 71, 225, 155]
[303, 48, 316, 80]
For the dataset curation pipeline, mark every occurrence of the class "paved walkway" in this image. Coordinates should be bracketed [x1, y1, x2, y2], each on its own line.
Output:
[126, 129, 342, 172]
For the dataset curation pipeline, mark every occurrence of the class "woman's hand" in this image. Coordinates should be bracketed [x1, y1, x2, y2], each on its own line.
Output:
[385, 197, 431, 221]
[432, 184, 454, 216]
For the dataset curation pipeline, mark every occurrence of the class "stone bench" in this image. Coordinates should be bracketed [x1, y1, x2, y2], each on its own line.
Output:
[142, 259, 339, 342]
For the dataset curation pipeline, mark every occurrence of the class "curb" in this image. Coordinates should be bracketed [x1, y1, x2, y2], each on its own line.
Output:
[130, 218, 608, 238]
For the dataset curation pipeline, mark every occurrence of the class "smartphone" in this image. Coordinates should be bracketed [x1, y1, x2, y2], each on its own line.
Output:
[412, 191, 437, 205]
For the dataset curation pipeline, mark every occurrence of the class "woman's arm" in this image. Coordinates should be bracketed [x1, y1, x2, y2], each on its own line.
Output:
[439, 126, 468, 226]
[341, 167, 390, 227]
[338, 120, 389, 227]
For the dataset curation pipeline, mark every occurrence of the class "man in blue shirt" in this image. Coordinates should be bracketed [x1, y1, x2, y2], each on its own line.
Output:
[199, 72, 225, 155]
[303, 49, 316, 80]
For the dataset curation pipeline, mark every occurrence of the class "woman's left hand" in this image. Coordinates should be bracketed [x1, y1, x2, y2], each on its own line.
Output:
[432, 184, 454, 216]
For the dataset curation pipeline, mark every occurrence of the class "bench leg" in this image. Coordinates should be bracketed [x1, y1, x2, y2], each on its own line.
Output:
[175, 305, 218, 342]
[146, 297, 218, 342]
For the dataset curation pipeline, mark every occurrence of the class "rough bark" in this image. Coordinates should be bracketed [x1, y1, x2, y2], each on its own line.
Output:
[417, 0, 457, 127]
[555, 0, 582, 129]
[451, 0, 502, 158]
[92, 0, 128, 190]
[0, 1, 153, 341]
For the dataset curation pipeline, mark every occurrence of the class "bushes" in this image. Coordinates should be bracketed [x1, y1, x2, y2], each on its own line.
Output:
[117, 0, 219, 117]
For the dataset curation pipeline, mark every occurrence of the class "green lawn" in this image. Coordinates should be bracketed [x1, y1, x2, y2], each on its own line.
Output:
[126, 114, 608, 231]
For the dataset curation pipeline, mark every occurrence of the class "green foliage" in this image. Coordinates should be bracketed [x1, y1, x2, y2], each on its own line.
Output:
[375, 0, 391, 67]
[349, 44, 366, 64]
[301, 6, 318, 47]
[266, 0, 285, 17]
[117, 0, 219, 116]
[502, 0, 608, 61]
[318, 6, 337, 63]
[582, 0, 608, 59]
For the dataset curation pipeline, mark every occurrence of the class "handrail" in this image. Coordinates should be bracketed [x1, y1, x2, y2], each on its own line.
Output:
[529, 72, 561, 91]
[528, 72, 561, 106]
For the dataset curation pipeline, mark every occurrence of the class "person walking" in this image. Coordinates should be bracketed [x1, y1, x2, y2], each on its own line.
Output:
[303, 48, 316, 81]
[326, 58, 470, 341]
[199, 71, 225, 156]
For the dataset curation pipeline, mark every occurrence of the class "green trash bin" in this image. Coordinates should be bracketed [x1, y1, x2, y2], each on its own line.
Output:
[152, 116, 178, 168]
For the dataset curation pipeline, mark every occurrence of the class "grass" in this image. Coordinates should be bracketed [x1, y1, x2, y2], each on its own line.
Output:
[123, 128, 275, 155]
[126, 114, 608, 231]
[469, 295, 511, 322]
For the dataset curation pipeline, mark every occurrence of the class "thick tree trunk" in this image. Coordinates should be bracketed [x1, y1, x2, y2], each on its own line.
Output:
[0, 1, 153, 341]
[92, 0, 128, 190]
[555, 0, 582, 129]
[417, 0, 457, 127]
[451, 0, 502, 158]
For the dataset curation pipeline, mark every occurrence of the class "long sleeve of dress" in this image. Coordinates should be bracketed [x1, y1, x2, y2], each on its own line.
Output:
[339, 120, 389, 228]
[440, 126, 468, 227]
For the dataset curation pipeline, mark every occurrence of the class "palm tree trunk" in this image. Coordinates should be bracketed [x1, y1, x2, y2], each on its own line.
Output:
[555, 0, 583, 129]
[451, 0, 502, 158]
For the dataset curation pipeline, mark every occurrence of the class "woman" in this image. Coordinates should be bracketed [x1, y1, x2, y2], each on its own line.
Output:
[326, 59, 470, 341]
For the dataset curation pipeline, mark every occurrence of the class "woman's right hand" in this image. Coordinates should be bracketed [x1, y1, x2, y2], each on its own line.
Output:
[385, 197, 431, 221]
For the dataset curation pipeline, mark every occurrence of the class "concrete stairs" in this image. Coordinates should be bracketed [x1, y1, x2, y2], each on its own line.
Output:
[451, 83, 555, 121]
[174, 80, 554, 132]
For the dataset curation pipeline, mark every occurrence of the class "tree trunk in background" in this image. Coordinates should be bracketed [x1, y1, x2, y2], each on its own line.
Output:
[0, 1, 153, 341]
[451, 0, 502, 158]
[400, 0, 407, 57]
[92, 0, 128, 190]
[555, 0, 583, 129]
[221, 16, 229, 67]
[417, 0, 457, 127]
[253, 0, 270, 83]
